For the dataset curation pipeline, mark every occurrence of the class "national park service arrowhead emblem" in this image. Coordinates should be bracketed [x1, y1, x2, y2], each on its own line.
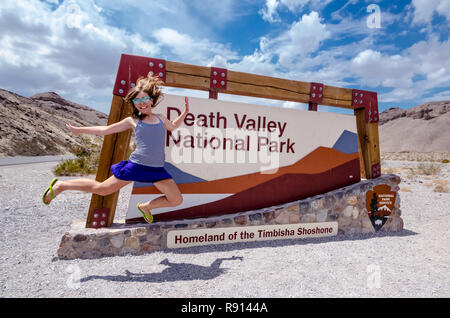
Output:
[366, 184, 396, 231]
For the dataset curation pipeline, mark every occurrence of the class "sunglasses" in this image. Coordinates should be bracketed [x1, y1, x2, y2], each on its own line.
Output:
[133, 96, 152, 105]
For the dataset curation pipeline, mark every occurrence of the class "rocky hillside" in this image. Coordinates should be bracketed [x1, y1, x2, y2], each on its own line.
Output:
[379, 101, 450, 153]
[0, 89, 108, 157]
[1, 87, 448, 157]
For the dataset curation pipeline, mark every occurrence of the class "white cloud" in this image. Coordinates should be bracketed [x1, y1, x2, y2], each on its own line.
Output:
[152, 28, 239, 66]
[353, 36, 450, 103]
[351, 49, 415, 88]
[0, 0, 447, 115]
[260, 0, 280, 23]
[177, 0, 247, 28]
[426, 89, 450, 101]
[0, 0, 244, 112]
[437, 0, 450, 20]
[260, 0, 332, 23]
[281, 0, 311, 12]
[270, 11, 331, 68]
[412, 0, 440, 23]
[0, 0, 164, 112]
[286, 11, 330, 51]
[212, 9, 361, 98]
[95, 0, 249, 39]
[229, 46, 277, 75]
[282, 101, 308, 110]
[222, 11, 331, 85]
[330, 0, 358, 21]
[412, 0, 450, 24]
[406, 36, 450, 91]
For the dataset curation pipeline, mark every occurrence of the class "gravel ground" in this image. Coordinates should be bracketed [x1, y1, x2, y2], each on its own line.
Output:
[0, 160, 449, 298]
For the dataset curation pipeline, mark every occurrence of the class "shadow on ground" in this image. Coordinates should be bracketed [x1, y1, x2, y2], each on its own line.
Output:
[80, 256, 243, 283]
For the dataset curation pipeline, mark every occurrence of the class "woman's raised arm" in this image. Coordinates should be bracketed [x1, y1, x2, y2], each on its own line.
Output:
[66, 117, 134, 136]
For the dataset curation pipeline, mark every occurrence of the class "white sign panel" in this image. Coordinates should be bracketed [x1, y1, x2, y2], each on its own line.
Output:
[126, 94, 360, 223]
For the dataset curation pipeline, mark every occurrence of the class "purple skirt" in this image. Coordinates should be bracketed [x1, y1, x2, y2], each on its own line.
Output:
[111, 160, 172, 183]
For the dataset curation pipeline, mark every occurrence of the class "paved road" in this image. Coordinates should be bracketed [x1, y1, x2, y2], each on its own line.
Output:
[0, 155, 76, 166]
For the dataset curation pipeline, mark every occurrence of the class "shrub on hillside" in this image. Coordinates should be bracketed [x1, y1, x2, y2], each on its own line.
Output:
[53, 138, 136, 176]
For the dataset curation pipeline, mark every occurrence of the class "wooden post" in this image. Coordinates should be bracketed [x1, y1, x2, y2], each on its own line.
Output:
[86, 95, 133, 228]
[354, 108, 381, 179]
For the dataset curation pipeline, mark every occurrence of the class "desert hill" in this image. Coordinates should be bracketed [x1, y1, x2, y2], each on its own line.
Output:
[0, 88, 108, 157]
[379, 101, 450, 153]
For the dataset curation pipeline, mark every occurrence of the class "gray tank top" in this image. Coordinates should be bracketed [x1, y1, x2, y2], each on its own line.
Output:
[129, 115, 166, 167]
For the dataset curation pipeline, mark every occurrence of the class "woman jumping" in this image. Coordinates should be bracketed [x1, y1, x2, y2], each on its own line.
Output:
[42, 73, 189, 223]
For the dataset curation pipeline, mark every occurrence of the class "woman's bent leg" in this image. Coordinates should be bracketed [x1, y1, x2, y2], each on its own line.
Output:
[138, 179, 183, 215]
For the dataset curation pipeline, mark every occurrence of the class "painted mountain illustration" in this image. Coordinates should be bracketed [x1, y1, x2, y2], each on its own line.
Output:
[378, 205, 391, 212]
[332, 130, 358, 154]
[127, 146, 361, 223]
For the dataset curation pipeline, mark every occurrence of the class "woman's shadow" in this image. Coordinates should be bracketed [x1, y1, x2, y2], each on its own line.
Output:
[80, 256, 243, 284]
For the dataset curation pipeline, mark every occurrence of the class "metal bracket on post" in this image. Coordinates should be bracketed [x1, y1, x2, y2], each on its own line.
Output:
[90, 208, 109, 229]
[147, 58, 166, 82]
[209, 67, 227, 99]
[352, 89, 378, 123]
[113, 54, 166, 97]
[308, 82, 323, 111]
[209, 90, 218, 99]
[372, 163, 381, 178]
[308, 103, 318, 111]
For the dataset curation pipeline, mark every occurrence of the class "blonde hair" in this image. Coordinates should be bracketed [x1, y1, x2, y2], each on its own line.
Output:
[124, 73, 164, 119]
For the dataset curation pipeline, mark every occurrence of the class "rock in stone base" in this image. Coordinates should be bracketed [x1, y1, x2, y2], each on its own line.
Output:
[110, 235, 124, 249]
[124, 236, 140, 250]
[383, 216, 404, 232]
[274, 208, 290, 224]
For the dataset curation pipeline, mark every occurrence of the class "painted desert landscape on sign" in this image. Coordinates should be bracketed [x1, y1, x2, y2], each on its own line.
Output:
[128, 146, 360, 223]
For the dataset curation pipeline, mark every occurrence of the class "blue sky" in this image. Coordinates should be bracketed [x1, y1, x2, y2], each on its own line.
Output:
[0, 0, 449, 114]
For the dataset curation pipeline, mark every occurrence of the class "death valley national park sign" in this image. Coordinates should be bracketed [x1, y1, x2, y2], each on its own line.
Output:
[126, 94, 361, 223]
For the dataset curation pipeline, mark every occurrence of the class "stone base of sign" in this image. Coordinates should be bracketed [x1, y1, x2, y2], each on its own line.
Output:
[57, 174, 402, 260]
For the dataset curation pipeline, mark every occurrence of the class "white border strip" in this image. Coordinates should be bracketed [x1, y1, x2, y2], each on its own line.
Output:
[127, 193, 234, 218]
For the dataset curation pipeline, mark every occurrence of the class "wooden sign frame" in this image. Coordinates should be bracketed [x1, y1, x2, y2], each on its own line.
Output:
[85, 54, 381, 228]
